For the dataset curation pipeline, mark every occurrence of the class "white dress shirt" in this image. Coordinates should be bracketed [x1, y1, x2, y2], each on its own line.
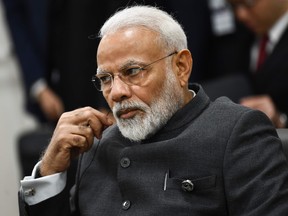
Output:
[20, 161, 67, 205]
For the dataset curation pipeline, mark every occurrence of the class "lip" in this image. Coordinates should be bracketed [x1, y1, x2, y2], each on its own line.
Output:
[117, 108, 139, 119]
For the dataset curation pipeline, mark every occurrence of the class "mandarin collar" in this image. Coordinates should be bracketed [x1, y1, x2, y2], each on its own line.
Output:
[141, 83, 210, 143]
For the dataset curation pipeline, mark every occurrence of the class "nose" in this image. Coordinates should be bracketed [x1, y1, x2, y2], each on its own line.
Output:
[109, 75, 132, 102]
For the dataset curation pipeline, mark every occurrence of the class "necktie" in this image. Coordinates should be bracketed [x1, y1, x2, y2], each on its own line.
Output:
[256, 34, 269, 71]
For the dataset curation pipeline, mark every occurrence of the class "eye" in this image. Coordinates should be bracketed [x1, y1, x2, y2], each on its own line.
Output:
[123, 67, 143, 77]
[98, 74, 112, 84]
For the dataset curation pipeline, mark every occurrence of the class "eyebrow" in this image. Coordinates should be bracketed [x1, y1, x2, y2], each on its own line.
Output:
[96, 68, 109, 75]
[97, 59, 146, 75]
[119, 59, 146, 71]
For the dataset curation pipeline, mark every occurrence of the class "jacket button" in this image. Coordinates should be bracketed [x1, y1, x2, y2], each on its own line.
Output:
[122, 200, 131, 210]
[181, 179, 194, 192]
[120, 157, 131, 168]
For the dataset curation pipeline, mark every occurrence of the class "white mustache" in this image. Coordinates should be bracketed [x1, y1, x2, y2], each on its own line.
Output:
[112, 100, 148, 117]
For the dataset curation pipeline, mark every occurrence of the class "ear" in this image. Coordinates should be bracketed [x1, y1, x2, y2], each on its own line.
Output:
[173, 49, 193, 87]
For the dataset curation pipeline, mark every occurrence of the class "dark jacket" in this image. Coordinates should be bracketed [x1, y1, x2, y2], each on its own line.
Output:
[20, 84, 288, 215]
[252, 27, 288, 115]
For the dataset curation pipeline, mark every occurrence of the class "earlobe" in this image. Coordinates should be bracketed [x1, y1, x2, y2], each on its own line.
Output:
[175, 49, 193, 87]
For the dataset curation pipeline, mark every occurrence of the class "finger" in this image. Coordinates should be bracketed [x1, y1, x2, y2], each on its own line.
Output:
[61, 107, 112, 125]
[65, 133, 93, 156]
[88, 116, 110, 139]
[87, 107, 114, 127]
[77, 124, 95, 147]
[61, 124, 94, 149]
[74, 118, 106, 140]
[76, 107, 113, 138]
[41, 133, 89, 175]
[57, 107, 113, 139]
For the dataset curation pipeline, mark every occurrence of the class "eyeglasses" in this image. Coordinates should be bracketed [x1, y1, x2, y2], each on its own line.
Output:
[92, 51, 177, 92]
[229, 0, 258, 9]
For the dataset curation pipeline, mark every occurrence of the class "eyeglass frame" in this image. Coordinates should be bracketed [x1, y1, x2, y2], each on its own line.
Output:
[92, 51, 178, 92]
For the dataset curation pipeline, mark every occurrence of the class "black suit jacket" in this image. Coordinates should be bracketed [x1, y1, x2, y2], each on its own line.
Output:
[19, 85, 288, 216]
[252, 27, 288, 115]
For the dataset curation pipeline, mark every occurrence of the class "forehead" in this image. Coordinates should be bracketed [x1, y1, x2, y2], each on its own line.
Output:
[98, 27, 162, 55]
[97, 27, 164, 71]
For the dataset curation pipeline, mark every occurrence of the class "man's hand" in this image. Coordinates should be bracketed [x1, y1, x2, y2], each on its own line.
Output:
[37, 87, 64, 121]
[40, 107, 114, 176]
[240, 95, 285, 128]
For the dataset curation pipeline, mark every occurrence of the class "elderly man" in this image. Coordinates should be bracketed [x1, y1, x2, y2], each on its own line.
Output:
[19, 5, 288, 216]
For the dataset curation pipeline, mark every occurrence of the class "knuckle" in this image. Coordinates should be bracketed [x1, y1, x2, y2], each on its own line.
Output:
[56, 133, 68, 143]
[57, 124, 68, 131]
[60, 111, 71, 118]
[75, 107, 93, 118]
[83, 106, 93, 111]
[73, 135, 82, 144]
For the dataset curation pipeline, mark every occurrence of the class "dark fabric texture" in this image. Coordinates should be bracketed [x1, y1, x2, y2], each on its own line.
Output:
[20, 84, 288, 215]
[252, 27, 288, 115]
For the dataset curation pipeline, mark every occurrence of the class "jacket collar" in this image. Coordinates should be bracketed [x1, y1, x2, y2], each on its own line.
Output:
[142, 83, 210, 143]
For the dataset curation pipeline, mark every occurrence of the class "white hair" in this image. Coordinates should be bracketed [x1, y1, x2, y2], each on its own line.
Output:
[99, 5, 187, 52]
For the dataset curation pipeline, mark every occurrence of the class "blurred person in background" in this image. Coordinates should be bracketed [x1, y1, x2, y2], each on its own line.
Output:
[229, 0, 288, 128]
[205, 0, 288, 128]
[0, 0, 36, 215]
[2, 0, 110, 125]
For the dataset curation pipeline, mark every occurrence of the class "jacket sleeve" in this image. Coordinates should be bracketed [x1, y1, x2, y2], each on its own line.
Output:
[19, 187, 72, 216]
[224, 109, 288, 216]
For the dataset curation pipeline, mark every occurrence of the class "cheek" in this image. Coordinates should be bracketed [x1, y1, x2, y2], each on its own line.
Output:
[103, 93, 113, 109]
[131, 86, 156, 105]
[132, 83, 164, 107]
[141, 75, 166, 101]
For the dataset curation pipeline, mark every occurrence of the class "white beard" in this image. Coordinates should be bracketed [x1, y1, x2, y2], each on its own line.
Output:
[112, 66, 184, 142]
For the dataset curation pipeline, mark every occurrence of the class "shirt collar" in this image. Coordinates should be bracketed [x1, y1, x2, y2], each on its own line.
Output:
[268, 11, 288, 50]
